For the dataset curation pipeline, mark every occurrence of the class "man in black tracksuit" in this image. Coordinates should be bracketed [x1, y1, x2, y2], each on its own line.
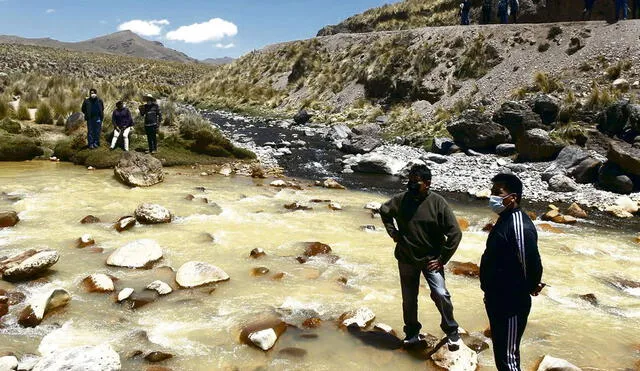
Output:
[481, 173, 544, 371]
[380, 164, 463, 350]
[139, 94, 162, 154]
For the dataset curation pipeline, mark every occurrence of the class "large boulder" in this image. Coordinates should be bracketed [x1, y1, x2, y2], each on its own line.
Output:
[64, 112, 85, 135]
[598, 162, 634, 194]
[134, 203, 173, 224]
[496, 143, 517, 156]
[0, 133, 44, 161]
[535, 355, 582, 371]
[447, 109, 511, 151]
[493, 101, 546, 138]
[516, 129, 564, 162]
[542, 146, 602, 184]
[1, 250, 59, 282]
[348, 153, 405, 175]
[352, 123, 382, 137]
[18, 288, 71, 328]
[293, 110, 311, 125]
[240, 318, 287, 351]
[607, 141, 640, 177]
[626, 103, 640, 133]
[327, 124, 352, 146]
[341, 136, 382, 154]
[531, 94, 561, 125]
[0, 210, 19, 228]
[597, 100, 629, 136]
[106, 239, 163, 269]
[33, 344, 121, 371]
[175, 261, 230, 288]
[431, 137, 459, 155]
[548, 174, 579, 192]
[114, 152, 163, 188]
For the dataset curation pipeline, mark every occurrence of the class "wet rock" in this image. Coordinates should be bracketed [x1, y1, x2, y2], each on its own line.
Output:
[185, 194, 195, 201]
[552, 215, 577, 224]
[614, 196, 638, 214]
[456, 217, 469, 231]
[0, 296, 8, 318]
[250, 248, 266, 259]
[64, 112, 84, 134]
[176, 261, 230, 288]
[538, 223, 563, 234]
[608, 141, 640, 177]
[602, 276, 640, 296]
[114, 216, 136, 232]
[532, 94, 561, 125]
[114, 151, 163, 188]
[348, 153, 404, 175]
[302, 317, 322, 328]
[364, 202, 381, 212]
[82, 274, 115, 293]
[339, 307, 375, 328]
[80, 215, 100, 224]
[461, 331, 491, 353]
[605, 205, 634, 219]
[77, 234, 95, 248]
[144, 352, 173, 363]
[431, 138, 459, 155]
[373, 323, 396, 337]
[218, 164, 233, 177]
[328, 202, 342, 211]
[0, 356, 18, 371]
[271, 272, 286, 280]
[598, 162, 634, 194]
[447, 109, 511, 151]
[360, 225, 377, 232]
[128, 291, 158, 309]
[293, 110, 311, 125]
[32, 344, 121, 371]
[579, 293, 598, 306]
[251, 267, 270, 277]
[240, 319, 287, 351]
[535, 355, 581, 371]
[146, 281, 172, 295]
[548, 174, 579, 192]
[0, 211, 19, 228]
[302, 242, 332, 257]
[448, 261, 480, 278]
[284, 202, 313, 211]
[430, 341, 478, 370]
[277, 347, 307, 358]
[134, 204, 173, 225]
[516, 129, 563, 162]
[323, 178, 345, 190]
[341, 136, 383, 155]
[496, 143, 517, 156]
[1, 250, 59, 282]
[117, 288, 134, 302]
[269, 180, 302, 190]
[18, 288, 71, 328]
[106, 239, 163, 269]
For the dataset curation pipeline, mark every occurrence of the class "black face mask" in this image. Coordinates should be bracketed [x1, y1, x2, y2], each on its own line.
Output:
[407, 181, 421, 195]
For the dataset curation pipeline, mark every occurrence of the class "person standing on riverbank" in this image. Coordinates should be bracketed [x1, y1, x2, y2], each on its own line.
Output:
[481, 173, 544, 371]
[583, 0, 596, 20]
[498, 0, 509, 23]
[460, 0, 472, 25]
[482, 0, 493, 23]
[380, 164, 463, 351]
[139, 94, 162, 154]
[110, 101, 134, 151]
[615, 0, 629, 20]
[81, 88, 104, 149]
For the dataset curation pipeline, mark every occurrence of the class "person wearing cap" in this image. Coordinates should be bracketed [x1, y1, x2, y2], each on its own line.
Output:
[139, 94, 162, 154]
[110, 101, 134, 151]
[81, 88, 104, 149]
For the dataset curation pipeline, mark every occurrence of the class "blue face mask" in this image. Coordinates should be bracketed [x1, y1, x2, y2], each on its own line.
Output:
[489, 194, 513, 214]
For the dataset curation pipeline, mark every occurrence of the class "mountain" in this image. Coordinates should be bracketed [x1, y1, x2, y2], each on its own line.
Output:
[0, 31, 195, 63]
[202, 57, 235, 65]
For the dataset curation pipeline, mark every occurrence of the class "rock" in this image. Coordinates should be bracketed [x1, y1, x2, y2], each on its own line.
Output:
[548, 174, 579, 192]
[341, 136, 382, 154]
[302, 242, 332, 257]
[293, 110, 312, 125]
[175, 261, 230, 288]
[269, 180, 302, 190]
[579, 293, 598, 306]
[461, 332, 491, 353]
[302, 317, 322, 328]
[535, 355, 582, 371]
[240, 319, 287, 351]
[323, 178, 345, 190]
[0, 296, 8, 318]
[106, 239, 163, 269]
[447, 109, 511, 151]
[373, 323, 396, 336]
[114, 152, 164, 188]
[430, 341, 478, 371]
[612, 78, 629, 91]
[64, 112, 84, 134]
[456, 218, 469, 231]
[82, 274, 115, 293]
[18, 288, 71, 328]
[598, 162, 634, 194]
[424, 153, 448, 164]
[0, 211, 19, 228]
[77, 234, 95, 248]
[328, 202, 342, 211]
[493, 101, 546, 137]
[496, 143, 517, 156]
[1, 250, 59, 282]
[538, 223, 563, 233]
[32, 344, 121, 371]
[569, 158, 602, 184]
[431, 137, 458, 155]
[250, 248, 266, 258]
[277, 148, 292, 155]
[146, 280, 172, 295]
[532, 94, 561, 125]
[134, 204, 173, 224]
[327, 124, 352, 144]
[218, 164, 233, 176]
[627, 104, 640, 132]
[284, 202, 313, 211]
[543, 146, 601, 184]
[360, 225, 377, 232]
[516, 129, 564, 162]
[144, 352, 173, 363]
[364, 202, 382, 212]
[277, 347, 307, 359]
[566, 37, 583, 55]
[350, 153, 404, 175]
[542, 208, 560, 221]
[80, 215, 100, 224]
[251, 267, 270, 276]
[114, 216, 136, 232]
[608, 141, 640, 177]
[352, 123, 382, 137]
[469, 188, 491, 199]
[117, 288, 134, 302]
[597, 100, 629, 136]
[551, 215, 577, 224]
[339, 307, 375, 328]
[0, 356, 18, 371]
[614, 196, 639, 214]
[606, 205, 634, 219]
[448, 261, 480, 278]
[566, 203, 588, 218]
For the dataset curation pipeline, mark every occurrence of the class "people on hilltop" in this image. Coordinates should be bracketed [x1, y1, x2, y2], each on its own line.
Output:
[380, 164, 463, 351]
[110, 101, 134, 152]
[139, 94, 162, 154]
[81, 88, 104, 149]
[615, 0, 629, 20]
[460, 0, 472, 25]
[583, 0, 596, 20]
[482, 0, 493, 24]
[481, 173, 544, 371]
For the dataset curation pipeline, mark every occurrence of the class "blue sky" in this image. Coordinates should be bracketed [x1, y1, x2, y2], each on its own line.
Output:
[0, 0, 393, 60]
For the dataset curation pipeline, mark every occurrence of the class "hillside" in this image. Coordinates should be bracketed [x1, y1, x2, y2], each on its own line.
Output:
[318, 0, 617, 36]
[202, 57, 235, 65]
[0, 31, 195, 63]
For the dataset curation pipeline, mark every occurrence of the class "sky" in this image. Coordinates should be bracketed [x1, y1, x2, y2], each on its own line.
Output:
[0, 0, 394, 60]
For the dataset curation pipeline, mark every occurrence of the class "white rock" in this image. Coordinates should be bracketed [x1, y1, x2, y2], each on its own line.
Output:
[536, 355, 582, 371]
[77, 234, 95, 248]
[248, 328, 278, 351]
[175, 261, 230, 288]
[19, 289, 71, 327]
[270, 180, 287, 187]
[32, 344, 121, 371]
[341, 307, 375, 328]
[2, 250, 59, 281]
[364, 202, 382, 211]
[106, 239, 163, 269]
[328, 202, 343, 211]
[134, 203, 172, 224]
[431, 342, 478, 371]
[219, 165, 233, 176]
[612, 78, 629, 91]
[373, 323, 395, 334]
[17, 355, 39, 371]
[117, 288, 134, 302]
[146, 280, 172, 295]
[615, 196, 638, 214]
[0, 356, 18, 371]
[83, 274, 114, 293]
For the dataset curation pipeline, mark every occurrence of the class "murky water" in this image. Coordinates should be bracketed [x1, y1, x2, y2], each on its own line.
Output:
[1, 161, 639, 370]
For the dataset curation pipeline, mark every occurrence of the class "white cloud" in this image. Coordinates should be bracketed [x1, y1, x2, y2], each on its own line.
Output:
[45, 8, 55, 13]
[215, 43, 235, 49]
[166, 18, 237, 44]
[117, 19, 170, 37]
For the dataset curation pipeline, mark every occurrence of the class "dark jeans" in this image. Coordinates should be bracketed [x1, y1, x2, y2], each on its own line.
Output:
[616, 0, 628, 19]
[633, 0, 640, 18]
[398, 261, 459, 338]
[461, 11, 470, 25]
[485, 295, 531, 371]
[482, 6, 492, 23]
[145, 125, 158, 152]
[87, 119, 102, 148]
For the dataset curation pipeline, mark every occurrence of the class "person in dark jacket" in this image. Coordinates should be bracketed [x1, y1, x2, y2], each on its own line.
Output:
[498, 0, 509, 23]
[509, 0, 519, 23]
[482, 0, 493, 23]
[583, 0, 596, 20]
[460, 0, 472, 25]
[139, 94, 162, 154]
[81, 88, 104, 149]
[110, 101, 134, 151]
[481, 173, 544, 371]
[615, 0, 628, 20]
[380, 164, 463, 351]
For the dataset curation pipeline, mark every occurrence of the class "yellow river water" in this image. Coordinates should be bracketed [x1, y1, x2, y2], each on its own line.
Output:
[0, 161, 638, 370]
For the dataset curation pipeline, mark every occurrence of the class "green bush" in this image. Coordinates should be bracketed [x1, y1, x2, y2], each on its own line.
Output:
[534, 72, 563, 93]
[547, 26, 562, 40]
[0, 100, 11, 120]
[21, 125, 42, 138]
[16, 105, 31, 120]
[0, 118, 21, 134]
[23, 88, 39, 108]
[35, 102, 54, 125]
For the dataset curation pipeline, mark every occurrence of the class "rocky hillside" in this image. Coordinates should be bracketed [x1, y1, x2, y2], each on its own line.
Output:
[0, 31, 195, 63]
[318, 0, 617, 35]
[202, 57, 235, 65]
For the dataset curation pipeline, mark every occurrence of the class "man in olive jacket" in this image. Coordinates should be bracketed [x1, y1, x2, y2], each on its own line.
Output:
[380, 164, 463, 350]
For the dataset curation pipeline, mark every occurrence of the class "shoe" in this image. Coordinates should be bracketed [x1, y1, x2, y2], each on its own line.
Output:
[402, 333, 426, 347]
[151, 150, 157, 154]
[109, 147, 115, 151]
[145, 150, 150, 154]
[446, 333, 462, 351]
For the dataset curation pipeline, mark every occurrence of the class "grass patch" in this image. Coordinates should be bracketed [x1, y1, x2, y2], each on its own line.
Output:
[534, 72, 563, 93]
[454, 35, 500, 80]
[35, 102, 54, 125]
[16, 104, 31, 120]
[0, 132, 44, 161]
[547, 26, 562, 40]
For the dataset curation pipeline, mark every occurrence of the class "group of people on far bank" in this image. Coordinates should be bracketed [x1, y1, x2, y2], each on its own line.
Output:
[381, 165, 544, 371]
[81, 88, 162, 153]
[460, 0, 639, 25]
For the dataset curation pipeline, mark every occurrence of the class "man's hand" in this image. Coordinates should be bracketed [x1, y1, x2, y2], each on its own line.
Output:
[531, 282, 546, 296]
[427, 259, 443, 272]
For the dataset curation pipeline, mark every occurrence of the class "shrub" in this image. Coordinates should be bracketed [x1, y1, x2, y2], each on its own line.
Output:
[0, 133, 44, 161]
[606, 63, 622, 80]
[0, 100, 13, 120]
[0, 118, 21, 134]
[23, 88, 39, 108]
[454, 35, 500, 80]
[35, 102, 54, 125]
[16, 105, 31, 120]
[534, 72, 563, 93]
[547, 26, 562, 40]
[538, 43, 550, 53]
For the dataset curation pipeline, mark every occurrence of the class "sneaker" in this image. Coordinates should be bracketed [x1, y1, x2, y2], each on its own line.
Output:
[402, 333, 426, 347]
[151, 150, 157, 154]
[446, 333, 462, 351]
[145, 150, 150, 154]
